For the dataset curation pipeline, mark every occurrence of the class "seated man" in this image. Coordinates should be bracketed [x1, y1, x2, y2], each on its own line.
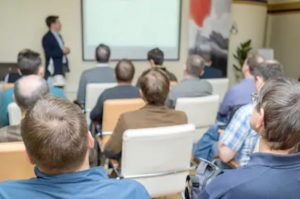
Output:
[198, 52, 223, 79]
[77, 44, 116, 106]
[0, 51, 66, 127]
[136, 48, 177, 86]
[104, 69, 187, 158]
[199, 78, 300, 199]
[0, 75, 49, 142]
[0, 96, 150, 199]
[90, 59, 140, 124]
[166, 55, 212, 109]
[218, 53, 264, 121]
[193, 61, 284, 165]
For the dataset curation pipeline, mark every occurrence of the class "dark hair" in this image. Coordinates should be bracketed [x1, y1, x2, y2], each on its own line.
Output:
[255, 78, 300, 153]
[198, 52, 211, 63]
[139, 69, 170, 105]
[14, 76, 49, 111]
[17, 49, 32, 61]
[21, 96, 89, 174]
[254, 61, 284, 82]
[95, 44, 110, 63]
[186, 55, 205, 76]
[246, 53, 265, 75]
[147, 48, 164, 65]
[46, 16, 59, 28]
[18, 51, 42, 75]
[115, 59, 135, 83]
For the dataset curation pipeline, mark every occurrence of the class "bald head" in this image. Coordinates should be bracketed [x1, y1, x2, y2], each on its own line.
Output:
[186, 55, 206, 77]
[115, 59, 135, 83]
[14, 75, 50, 112]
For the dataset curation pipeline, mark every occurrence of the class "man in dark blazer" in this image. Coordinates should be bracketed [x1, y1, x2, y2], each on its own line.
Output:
[42, 16, 70, 85]
[199, 52, 223, 79]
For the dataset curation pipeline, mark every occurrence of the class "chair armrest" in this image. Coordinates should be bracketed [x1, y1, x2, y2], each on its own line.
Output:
[213, 155, 240, 169]
[102, 131, 113, 136]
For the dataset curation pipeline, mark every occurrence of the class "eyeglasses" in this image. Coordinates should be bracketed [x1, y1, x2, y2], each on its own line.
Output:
[251, 93, 258, 103]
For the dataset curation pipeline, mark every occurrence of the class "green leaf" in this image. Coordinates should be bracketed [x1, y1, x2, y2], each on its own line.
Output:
[233, 64, 242, 71]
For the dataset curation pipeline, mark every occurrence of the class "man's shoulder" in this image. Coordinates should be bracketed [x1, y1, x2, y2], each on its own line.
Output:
[42, 31, 52, 40]
[237, 103, 255, 116]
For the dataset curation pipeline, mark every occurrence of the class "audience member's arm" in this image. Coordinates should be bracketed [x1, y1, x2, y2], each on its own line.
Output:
[90, 93, 105, 122]
[77, 73, 87, 105]
[218, 107, 249, 163]
[218, 89, 232, 116]
[42, 37, 64, 58]
[104, 114, 126, 156]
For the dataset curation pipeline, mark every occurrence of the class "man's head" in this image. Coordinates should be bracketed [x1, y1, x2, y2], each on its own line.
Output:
[148, 48, 164, 67]
[95, 44, 110, 63]
[242, 53, 265, 77]
[21, 95, 94, 175]
[184, 55, 206, 77]
[14, 75, 49, 113]
[46, 15, 61, 31]
[250, 78, 300, 154]
[18, 51, 44, 77]
[253, 60, 284, 92]
[198, 52, 212, 67]
[139, 69, 170, 106]
[17, 49, 32, 61]
[115, 59, 135, 83]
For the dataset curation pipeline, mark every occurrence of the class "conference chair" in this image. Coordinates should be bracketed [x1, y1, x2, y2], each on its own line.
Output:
[3, 83, 14, 90]
[175, 95, 219, 142]
[8, 102, 22, 126]
[85, 83, 117, 124]
[99, 98, 145, 151]
[110, 124, 196, 198]
[206, 78, 229, 102]
[0, 142, 35, 181]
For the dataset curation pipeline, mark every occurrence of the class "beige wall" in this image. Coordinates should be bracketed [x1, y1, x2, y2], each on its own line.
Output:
[0, 0, 269, 99]
[228, 3, 267, 85]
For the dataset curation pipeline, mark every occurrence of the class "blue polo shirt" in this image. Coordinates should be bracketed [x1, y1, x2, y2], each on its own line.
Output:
[0, 166, 150, 199]
[199, 152, 300, 199]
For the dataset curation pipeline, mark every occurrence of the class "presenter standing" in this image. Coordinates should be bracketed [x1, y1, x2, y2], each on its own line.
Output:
[42, 16, 70, 86]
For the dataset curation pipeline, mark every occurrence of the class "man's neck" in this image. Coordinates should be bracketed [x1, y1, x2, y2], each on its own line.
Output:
[50, 28, 57, 33]
[259, 137, 290, 155]
[118, 82, 131, 86]
[184, 74, 197, 79]
[244, 73, 254, 79]
[152, 65, 164, 68]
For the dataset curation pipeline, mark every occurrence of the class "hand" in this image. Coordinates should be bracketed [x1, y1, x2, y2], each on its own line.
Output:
[62, 46, 70, 54]
[218, 129, 225, 137]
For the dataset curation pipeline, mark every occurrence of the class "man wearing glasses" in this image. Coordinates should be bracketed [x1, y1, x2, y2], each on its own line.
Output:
[217, 60, 284, 166]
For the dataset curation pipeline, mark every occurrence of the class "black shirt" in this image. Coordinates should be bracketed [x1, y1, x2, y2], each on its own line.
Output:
[90, 85, 140, 124]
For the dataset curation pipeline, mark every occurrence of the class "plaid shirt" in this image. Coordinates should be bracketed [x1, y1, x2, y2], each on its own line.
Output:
[0, 124, 22, 143]
[220, 103, 258, 166]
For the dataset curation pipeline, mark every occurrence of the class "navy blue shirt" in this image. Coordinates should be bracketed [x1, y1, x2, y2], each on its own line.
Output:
[90, 85, 140, 123]
[199, 152, 300, 199]
[200, 66, 223, 79]
[0, 166, 150, 199]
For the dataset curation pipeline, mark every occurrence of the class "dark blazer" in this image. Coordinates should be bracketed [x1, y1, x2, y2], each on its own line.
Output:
[104, 105, 187, 156]
[200, 66, 223, 79]
[42, 31, 69, 78]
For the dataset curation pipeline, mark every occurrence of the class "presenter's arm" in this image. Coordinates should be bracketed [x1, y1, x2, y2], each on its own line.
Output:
[42, 37, 63, 58]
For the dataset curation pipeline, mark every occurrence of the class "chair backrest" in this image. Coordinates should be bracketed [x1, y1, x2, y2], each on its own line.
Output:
[121, 124, 195, 198]
[3, 83, 14, 90]
[206, 78, 229, 102]
[85, 83, 117, 124]
[8, 102, 22, 126]
[0, 142, 35, 181]
[175, 95, 219, 142]
[102, 98, 146, 132]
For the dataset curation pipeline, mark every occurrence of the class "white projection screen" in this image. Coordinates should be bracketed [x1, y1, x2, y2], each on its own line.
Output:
[82, 0, 181, 61]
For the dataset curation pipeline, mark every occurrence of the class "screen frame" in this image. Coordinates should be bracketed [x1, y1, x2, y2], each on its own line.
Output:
[80, 0, 182, 62]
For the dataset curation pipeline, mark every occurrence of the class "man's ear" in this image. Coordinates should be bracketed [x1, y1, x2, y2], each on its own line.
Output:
[88, 131, 94, 149]
[139, 89, 144, 98]
[183, 65, 187, 71]
[149, 59, 154, 67]
[108, 57, 111, 62]
[13, 94, 16, 103]
[256, 108, 264, 129]
[25, 150, 35, 165]
[18, 69, 22, 75]
[200, 70, 204, 76]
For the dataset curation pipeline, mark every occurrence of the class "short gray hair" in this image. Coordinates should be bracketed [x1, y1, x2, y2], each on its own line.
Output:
[254, 60, 284, 82]
[14, 75, 50, 111]
[186, 55, 205, 77]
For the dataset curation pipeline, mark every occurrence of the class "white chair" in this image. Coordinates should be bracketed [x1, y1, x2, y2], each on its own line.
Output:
[112, 124, 195, 198]
[8, 102, 22, 126]
[206, 78, 229, 103]
[85, 83, 117, 124]
[175, 95, 219, 142]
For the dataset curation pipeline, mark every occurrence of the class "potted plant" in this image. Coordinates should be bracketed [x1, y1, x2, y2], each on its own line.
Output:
[233, 40, 252, 81]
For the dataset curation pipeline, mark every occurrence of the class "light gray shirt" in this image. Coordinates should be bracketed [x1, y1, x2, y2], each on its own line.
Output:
[166, 78, 213, 109]
[77, 64, 116, 104]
